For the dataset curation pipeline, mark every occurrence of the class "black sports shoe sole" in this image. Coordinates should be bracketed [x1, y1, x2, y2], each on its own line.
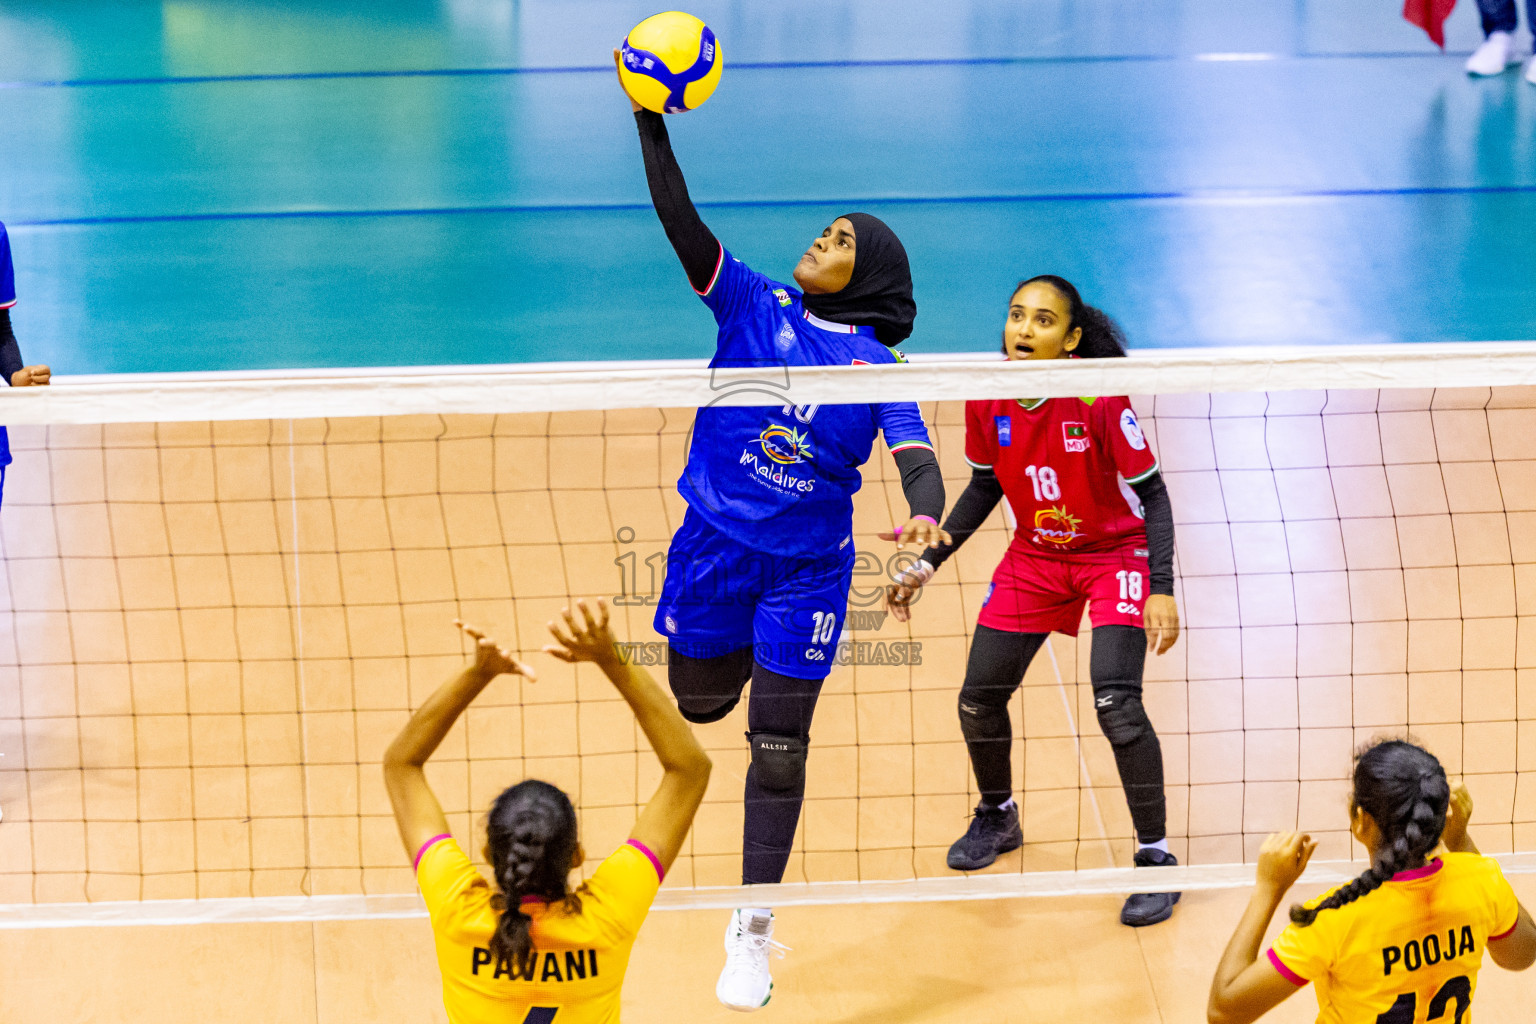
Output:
[1120, 891, 1181, 927]
[945, 828, 1023, 871]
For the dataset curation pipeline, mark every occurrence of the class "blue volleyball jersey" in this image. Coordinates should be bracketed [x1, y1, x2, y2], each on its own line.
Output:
[680, 248, 933, 557]
[0, 221, 15, 470]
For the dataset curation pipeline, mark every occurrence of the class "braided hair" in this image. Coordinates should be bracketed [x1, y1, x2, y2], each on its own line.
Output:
[1290, 740, 1449, 927]
[485, 779, 581, 977]
[1011, 275, 1128, 359]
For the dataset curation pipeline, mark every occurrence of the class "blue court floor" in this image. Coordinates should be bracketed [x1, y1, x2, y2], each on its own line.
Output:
[1, 1, 1534, 374]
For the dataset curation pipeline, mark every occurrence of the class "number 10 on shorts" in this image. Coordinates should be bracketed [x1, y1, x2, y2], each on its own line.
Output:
[809, 611, 837, 645]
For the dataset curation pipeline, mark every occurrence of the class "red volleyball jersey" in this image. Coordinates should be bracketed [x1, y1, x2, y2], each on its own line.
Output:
[964, 395, 1159, 556]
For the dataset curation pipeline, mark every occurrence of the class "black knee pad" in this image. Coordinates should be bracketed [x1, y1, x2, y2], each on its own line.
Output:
[957, 693, 1010, 745]
[669, 645, 752, 723]
[677, 694, 740, 724]
[1095, 689, 1153, 749]
[749, 732, 807, 793]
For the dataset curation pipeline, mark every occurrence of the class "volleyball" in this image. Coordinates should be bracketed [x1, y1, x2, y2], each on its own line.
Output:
[618, 11, 722, 114]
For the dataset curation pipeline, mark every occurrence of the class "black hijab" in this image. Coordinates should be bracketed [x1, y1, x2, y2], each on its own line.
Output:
[800, 212, 915, 346]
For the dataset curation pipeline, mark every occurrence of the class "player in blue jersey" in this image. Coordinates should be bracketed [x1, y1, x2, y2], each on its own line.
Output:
[0, 222, 51, 510]
[619, 53, 947, 1011]
[0, 224, 51, 507]
[0, 220, 51, 825]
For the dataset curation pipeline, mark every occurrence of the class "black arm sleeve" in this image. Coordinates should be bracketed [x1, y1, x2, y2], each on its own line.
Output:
[1131, 472, 1175, 595]
[921, 467, 1005, 569]
[892, 447, 944, 523]
[634, 109, 721, 293]
[0, 309, 22, 384]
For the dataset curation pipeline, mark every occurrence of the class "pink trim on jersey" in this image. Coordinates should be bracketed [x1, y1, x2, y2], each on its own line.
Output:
[693, 243, 725, 297]
[888, 440, 934, 454]
[1491, 919, 1520, 941]
[1267, 949, 1307, 986]
[627, 839, 666, 882]
[1390, 858, 1443, 882]
[0, 300, 15, 309]
[413, 833, 452, 872]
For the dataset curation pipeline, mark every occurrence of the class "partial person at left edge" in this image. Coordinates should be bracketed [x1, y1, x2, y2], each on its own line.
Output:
[0, 219, 54, 499]
[0, 219, 52, 826]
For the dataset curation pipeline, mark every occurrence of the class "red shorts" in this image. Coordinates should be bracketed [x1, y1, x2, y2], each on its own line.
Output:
[976, 543, 1150, 636]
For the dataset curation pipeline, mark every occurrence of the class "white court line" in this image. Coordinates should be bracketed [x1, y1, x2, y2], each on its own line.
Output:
[4, 854, 1536, 928]
[1044, 637, 1116, 867]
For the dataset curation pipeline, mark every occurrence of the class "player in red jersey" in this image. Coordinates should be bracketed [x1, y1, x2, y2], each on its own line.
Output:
[888, 275, 1182, 926]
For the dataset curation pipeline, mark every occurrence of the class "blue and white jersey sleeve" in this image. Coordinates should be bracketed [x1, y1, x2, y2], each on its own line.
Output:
[878, 400, 933, 457]
[854, 344, 932, 456]
[697, 246, 769, 329]
[0, 223, 15, 309]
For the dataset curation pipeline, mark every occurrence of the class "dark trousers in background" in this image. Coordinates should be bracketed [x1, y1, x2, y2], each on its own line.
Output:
[1478, 0, 1535, 36]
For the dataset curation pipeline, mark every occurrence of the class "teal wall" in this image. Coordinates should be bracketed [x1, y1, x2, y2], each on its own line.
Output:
[2, 2, 1533, 373]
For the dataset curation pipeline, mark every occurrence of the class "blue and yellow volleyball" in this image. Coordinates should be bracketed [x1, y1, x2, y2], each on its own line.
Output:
[619, 12, 722, 114]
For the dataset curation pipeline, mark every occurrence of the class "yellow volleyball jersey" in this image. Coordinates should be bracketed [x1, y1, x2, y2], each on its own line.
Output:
[1267, 853, 1520, 1024]
[415, 834, 664, 1024]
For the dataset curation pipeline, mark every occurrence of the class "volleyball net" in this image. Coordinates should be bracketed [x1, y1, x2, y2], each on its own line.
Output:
[3, 345, 1536, 922]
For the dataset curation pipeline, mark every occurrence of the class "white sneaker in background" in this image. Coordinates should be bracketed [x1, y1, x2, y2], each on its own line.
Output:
[1466, 32, 1517, 76]
[716, 908, 788, 1012]
[1525, 56, 1536, 84]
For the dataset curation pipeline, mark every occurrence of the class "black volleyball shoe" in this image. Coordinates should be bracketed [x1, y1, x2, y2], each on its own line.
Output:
[946, 802, 1024, 870]
[1120, 847, 1182, 926]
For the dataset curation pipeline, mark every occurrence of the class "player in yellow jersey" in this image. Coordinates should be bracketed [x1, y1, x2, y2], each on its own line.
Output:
[384, 600, 712, 1024]
[1207, 739, 1536, 1023]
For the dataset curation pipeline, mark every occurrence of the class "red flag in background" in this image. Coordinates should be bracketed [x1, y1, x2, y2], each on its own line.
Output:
[1404, 0, 1458, 48]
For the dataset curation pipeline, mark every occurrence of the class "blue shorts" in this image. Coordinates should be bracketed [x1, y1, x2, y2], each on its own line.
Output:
[655, 509, 854, 680]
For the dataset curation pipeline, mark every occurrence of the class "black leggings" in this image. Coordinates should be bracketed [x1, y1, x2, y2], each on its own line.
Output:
[958, 624, 1167, 844]
[669, 647, 821, 885]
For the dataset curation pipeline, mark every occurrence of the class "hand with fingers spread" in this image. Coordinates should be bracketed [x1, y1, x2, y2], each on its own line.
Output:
[385, 600, 711, 994]
[539, 596, 711, 881]
[544, 598, 621, 667]
[1255, 830, 1317, 896]
[385, 619, 536, 866]
[1144, 593, 1180, 655]
[454, 620, 535, 682]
